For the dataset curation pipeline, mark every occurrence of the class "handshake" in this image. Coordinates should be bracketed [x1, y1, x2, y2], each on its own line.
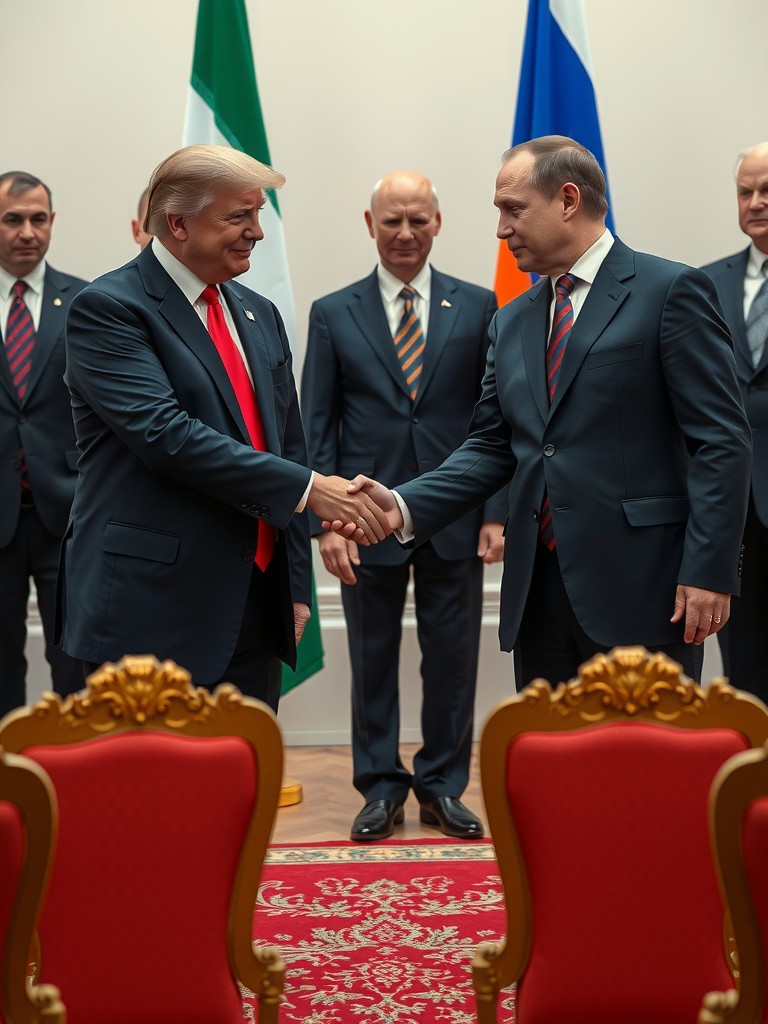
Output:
[307, 474, 404, 545]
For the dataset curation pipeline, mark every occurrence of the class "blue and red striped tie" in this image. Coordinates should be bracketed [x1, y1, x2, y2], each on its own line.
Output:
[4, 280, 35, 495]
[539, 273, 576, 550]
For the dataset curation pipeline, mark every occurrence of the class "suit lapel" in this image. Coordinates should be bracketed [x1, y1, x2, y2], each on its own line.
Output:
[139, 251, 252, 445]
[348, 271, 411, 400]
[22, 267, 71, 404]
[549, 239, 632, 416]
[415, 269, 459, 408]
[720, 250, 756, 380]
[520, 278, 552, 424]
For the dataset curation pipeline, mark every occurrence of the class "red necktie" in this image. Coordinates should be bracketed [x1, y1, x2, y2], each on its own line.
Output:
[4, 280, 35, 495]
[200, 286, 274, 570]
[539, 274, 576, 551]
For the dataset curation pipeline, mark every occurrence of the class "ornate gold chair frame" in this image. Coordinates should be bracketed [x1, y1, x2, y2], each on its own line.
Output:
[700, 742, 768, 1024]
[0, 749, 65, 1024]
[473, 646, 768, 1024]
[0, 655, 285, 1023]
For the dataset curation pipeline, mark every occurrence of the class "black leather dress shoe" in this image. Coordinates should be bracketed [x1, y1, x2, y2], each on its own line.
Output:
[419, 797, 485, 839]
[350, 799, 405, 841]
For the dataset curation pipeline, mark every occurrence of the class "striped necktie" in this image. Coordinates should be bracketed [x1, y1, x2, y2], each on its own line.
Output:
[4, 280, 36, 495]
[200, 285, 274, 571]
[746, 259, 768, 368]
[394, 285, 425, 399]
[539, 273, 577, 550]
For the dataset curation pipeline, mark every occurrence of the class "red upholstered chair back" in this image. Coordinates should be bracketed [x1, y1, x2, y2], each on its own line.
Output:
[473, 647, 768, 1024]
[0, 657, 285, 1024]
[700, 744, 768, 1024]
[0, 749, 65, 1024]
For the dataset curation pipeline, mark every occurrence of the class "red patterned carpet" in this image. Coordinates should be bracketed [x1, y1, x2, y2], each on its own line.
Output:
[248, 839, 515, 1023]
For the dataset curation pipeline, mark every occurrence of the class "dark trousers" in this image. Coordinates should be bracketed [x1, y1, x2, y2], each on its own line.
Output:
[82, 564, 283, 712]
[342, 542, 483, 806]
[0, 506, 82, 717]
[514, 542, 703, 690]
[717, 499, 768, 704]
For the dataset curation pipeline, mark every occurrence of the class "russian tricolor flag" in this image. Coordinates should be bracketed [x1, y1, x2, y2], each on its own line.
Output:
[495, 0, 615, 306]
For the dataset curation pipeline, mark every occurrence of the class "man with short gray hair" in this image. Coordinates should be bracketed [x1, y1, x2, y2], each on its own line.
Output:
[702, 142, 768, 701]
[60, 144, 388, 709]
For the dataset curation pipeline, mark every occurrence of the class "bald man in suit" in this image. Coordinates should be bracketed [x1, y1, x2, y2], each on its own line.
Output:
[302, 172, 505, 842]
[702, 142, 768, 701]
[0, 171, 86, 714]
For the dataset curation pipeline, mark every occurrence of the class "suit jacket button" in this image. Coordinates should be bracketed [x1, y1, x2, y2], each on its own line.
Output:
[411, 414, 420, 424]
[11, 458, 21, 469]
[532, 508, 539, 522]
[408, 461, 418, 472]
[243, 548, 255, 562]
[543, 443, 555, 457]
[259, 507, 271, 518]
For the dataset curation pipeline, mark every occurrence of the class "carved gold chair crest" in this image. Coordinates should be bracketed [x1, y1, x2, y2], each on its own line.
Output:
[0, 655, 285, 1024]
[474, 646, 768, 1024]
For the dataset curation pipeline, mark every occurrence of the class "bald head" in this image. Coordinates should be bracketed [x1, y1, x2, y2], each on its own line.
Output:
[736, 142, 768, 254]
[364, 171, 441, 282]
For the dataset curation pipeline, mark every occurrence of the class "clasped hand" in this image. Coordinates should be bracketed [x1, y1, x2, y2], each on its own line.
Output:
[308, 474, 402, 546]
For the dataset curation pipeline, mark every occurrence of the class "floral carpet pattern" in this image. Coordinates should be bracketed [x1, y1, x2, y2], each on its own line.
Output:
[247, 840, 515, 1024]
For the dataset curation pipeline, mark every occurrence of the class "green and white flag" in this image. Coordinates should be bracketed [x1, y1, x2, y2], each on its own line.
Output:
[184, 0, 323, 694]
[183, 0, 297, 352]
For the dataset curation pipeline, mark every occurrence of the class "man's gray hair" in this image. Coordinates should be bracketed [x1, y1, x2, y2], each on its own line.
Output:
[0, 171, 53, 209]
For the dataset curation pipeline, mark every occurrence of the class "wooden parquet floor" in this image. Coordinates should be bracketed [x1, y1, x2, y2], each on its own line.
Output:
[272, 742, 486, 844]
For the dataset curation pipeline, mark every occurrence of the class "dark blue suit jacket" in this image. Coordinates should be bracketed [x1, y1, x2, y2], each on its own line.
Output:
[301, 266, 506, 565]
[0, 265, 87, 546]
[59, 245, 312, 681]
[398, 239, 752, 649]
[702, 248, 768, 527]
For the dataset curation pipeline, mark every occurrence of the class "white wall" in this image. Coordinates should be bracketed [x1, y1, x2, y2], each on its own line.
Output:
[13, 0, 758, 738]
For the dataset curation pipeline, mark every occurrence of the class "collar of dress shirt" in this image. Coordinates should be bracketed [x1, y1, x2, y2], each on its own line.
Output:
[547, 229, 614, 322]
[152, 236, 209, 306]
[0, 258, 46, 301]
[747, 243, 768, 279]
[376, 262, 432, 307]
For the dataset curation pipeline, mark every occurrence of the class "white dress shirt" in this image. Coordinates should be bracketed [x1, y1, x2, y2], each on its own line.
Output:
[0, 259, 47, 337]
[377, 262, 432, 341]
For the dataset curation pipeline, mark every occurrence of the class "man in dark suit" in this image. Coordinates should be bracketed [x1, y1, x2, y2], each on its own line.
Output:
[702, 141, 768, 701]
[0, 171, 87, 715]
[60, 144, 388, 711]
[339, 137, 751, 691]
[302, 171, 505, 841]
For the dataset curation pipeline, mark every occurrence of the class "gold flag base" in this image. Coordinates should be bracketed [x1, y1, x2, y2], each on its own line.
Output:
[279, 777, 303, 808]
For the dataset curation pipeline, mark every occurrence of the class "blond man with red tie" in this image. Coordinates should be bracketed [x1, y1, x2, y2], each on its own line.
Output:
[60, 145, 388, 710]
[0, 171, 87, 714]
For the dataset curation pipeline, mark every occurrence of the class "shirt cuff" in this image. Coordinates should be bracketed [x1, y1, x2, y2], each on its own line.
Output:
[391, 489, 414, 543]
[295, 471, 314, 513]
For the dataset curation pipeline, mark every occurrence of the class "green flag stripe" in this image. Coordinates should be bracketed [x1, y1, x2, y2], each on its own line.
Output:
[190, 0, 280, 215]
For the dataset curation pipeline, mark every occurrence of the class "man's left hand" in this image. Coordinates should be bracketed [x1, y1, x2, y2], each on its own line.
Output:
[477, 522, 505, 564]
[293, 602, 311, 646]
[670, 585, 730, 645]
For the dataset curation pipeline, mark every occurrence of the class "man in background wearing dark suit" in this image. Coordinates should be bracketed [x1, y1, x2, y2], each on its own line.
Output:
[0, 172, 86, 714]
[702, 142, 768, 701]
[302, 171, 505, 842]
[60, 144, 387, 711]
[341, 138, 751, 693]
